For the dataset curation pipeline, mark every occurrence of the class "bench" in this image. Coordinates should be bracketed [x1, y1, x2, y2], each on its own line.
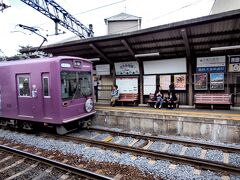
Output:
[116, 93, 139, 106]
[194, 93, 232, 109]
[146, 93, 180, 108]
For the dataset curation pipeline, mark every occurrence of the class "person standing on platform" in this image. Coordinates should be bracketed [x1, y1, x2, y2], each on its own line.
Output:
[154, 86, 164, 109]
[167, 83, 177, 109]
[110, 85, 119, 106]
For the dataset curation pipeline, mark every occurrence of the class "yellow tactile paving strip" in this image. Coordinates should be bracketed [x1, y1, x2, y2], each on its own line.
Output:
[96, 105, 240, 121]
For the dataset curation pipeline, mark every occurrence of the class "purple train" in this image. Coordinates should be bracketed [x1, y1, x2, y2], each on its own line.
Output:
[0, 56, 95, 134]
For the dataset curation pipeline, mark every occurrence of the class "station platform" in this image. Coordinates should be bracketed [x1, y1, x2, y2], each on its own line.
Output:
[93, 104, 240, 144]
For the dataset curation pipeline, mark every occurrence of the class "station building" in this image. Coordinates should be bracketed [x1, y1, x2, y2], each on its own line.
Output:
[22, 9, 240, 107]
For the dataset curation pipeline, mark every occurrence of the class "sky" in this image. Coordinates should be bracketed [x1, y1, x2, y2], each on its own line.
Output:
[0, 0, 215, 56]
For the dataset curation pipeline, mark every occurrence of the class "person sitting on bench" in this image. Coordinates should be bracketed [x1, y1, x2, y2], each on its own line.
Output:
[110, 85, 119, 106]
[166, 83, 177, 109]
[154, 86, 164, 109]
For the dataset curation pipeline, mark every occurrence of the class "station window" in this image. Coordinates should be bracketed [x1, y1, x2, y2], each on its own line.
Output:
[18, 76, 30, 97]
[43, 77, 50, 97]
[60, 71, 92, 100]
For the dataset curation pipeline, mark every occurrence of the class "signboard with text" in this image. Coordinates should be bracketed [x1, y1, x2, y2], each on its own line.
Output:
[229, 56, 240, 72]
[115, 61, 139, 75]
[196, 56, 225, 73]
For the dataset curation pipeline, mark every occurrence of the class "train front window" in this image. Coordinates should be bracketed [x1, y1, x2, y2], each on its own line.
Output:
[61, 71, 92, 100]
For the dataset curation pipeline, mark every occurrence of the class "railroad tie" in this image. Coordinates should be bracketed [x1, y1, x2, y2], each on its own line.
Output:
[31, 167, 53, 180]
[193, 168, 201, 175]
[142, 141, 154, 150]
[148, 160, 156, 165]
[91, 133, 101, 140]
[223, 153, 229, 164]
[61, 159, 68, 163]
[179, 146, 188, 156]
[221, 175, 230, 180]
[131, 155, 137, 160]
[0, 158, 25, 173]
[161, 144, 170, 152]
[59, 172, 70, 180]
[12, 145, 20, 149]
[35, 151, 42, 155]
[114, 137, 124, 144]
[113, 174, 123, 180]
[5, 163, 38, 180]
[169, 164, 177, 170]
[199, 149, 207, 159]
[128, 139, 138, 147]
[0, 155, 12, 163]
[47, 155, 55, 159]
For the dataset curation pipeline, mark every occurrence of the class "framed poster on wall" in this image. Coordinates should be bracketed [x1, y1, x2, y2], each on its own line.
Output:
[210, 73, 224, 90]
[194, 73, 208, 90]
[160, 75, 171, 90]
[174, 74, 186, 90]
[116, 77, 138, 94]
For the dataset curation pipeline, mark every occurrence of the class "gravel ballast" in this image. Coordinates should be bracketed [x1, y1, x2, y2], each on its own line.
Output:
[0, 129, 237, 180]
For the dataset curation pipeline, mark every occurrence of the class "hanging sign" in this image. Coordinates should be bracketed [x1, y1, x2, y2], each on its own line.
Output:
[196, 56, 225, 73]
[229, 56, 240, 72]
[114, 61, 139, 75]
[96, 64, 110, 75]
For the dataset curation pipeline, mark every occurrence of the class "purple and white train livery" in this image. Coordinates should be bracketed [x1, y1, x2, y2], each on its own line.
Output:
[0, 56, 95, 134]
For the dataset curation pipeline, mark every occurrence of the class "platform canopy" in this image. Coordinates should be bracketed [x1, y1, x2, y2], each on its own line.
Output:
[21, 9, 240, 65]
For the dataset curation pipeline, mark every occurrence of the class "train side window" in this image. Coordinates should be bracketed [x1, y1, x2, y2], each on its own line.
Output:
[18, 76, 30, 97]
[43, 76, 50, 97]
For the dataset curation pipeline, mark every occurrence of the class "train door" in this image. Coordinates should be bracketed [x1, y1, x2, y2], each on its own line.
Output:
[42, 73, 52, 118]
[16, 74, 33, 118]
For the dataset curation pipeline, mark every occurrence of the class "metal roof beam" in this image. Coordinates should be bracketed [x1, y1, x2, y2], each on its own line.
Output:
[121, 39, 139, 61]
[181, 29, 191, 58]
[89, 44, 112, 64]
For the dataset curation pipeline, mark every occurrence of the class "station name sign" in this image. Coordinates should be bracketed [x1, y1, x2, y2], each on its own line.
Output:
[196, 56, 225, 73]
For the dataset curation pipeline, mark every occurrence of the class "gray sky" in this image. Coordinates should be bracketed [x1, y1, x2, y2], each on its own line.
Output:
[0, 0, 214, 56]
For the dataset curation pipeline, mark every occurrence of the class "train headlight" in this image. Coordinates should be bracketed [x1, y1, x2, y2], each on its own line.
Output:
[85, 98, 94, 112]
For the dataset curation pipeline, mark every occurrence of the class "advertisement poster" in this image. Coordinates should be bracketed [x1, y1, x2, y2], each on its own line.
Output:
[210, 73, 224, 90]
[116, 77, 138, 94]
[174, 74, 186, 90]
[194, 73, 208, 90]
[114, 61, 139, 75]
[144, 75, 156, 95]
[196, 56, 225, 73]
[96, 64, 110, 75]
[229, 56, 240, 72]
[160, 75, 171, 90]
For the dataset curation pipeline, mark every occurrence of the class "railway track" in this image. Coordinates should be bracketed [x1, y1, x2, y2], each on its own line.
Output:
[89, 127, 240, 153]
[0, 144, 112, 180]
[62, 138, 238, 174]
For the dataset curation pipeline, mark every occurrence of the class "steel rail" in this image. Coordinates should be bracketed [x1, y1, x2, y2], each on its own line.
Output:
[0, 144, 113, 180]
[55, 134, 240, 175]
[89, 127, 240, 153]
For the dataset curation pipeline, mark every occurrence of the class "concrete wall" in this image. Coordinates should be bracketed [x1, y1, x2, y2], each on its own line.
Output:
[93, 110, 240, 143]
[108, 21, 139, 34]
[210, 0, 240, 14]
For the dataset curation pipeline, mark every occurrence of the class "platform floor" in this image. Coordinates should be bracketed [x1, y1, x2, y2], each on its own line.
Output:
[96, 104, 240, 121]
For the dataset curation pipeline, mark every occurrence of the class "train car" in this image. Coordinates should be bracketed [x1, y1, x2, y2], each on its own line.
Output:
[0, 56, 95, 134]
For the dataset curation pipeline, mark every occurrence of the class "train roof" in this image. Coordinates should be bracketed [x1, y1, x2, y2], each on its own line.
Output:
[0, 56, 91, 67]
